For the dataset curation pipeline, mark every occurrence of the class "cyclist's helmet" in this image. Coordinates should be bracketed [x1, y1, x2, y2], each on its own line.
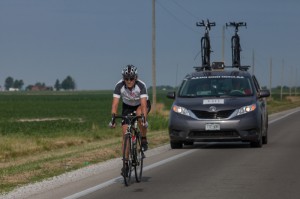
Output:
[122, 64, 138, 79]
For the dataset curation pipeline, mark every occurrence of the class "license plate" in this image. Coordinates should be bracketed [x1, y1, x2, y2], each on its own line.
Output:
[205, 123, 220, 130]
[203, 99, 224, 105]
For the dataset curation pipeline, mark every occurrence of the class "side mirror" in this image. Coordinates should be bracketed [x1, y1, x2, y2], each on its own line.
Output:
[167, 91, 176, 99]
[259, 89, 270, 98]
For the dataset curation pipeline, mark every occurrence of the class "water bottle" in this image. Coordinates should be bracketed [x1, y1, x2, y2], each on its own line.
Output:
[132, 135, 136, 143]
[134, 120, 138, 129]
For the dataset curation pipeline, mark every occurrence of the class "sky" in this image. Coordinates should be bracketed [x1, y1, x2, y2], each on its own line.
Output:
[0, 0, 300, 90]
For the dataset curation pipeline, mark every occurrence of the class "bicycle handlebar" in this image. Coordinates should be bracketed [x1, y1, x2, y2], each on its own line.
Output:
[226, 22, 247, 31]
[196, 19, 216, 31]
[113, 114, 145, 125]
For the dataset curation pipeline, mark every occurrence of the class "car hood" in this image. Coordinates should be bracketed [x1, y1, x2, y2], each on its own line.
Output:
[174, 96, 255, 111]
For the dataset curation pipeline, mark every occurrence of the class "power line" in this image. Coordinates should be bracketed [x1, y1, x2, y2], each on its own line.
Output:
[171, 0, 199, 19]
[156, 0, 198, 33]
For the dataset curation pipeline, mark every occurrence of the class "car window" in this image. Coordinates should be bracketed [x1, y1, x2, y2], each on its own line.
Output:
[178, 76, 253, 97]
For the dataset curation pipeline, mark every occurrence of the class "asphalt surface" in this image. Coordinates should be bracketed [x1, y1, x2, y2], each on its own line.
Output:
[4, 107, 300, 199]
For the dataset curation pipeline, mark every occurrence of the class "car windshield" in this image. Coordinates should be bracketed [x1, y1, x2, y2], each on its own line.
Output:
[178, 76, 253, 97]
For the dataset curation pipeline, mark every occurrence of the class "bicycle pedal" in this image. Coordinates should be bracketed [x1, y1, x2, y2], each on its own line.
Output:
[121, 165, 130, 177]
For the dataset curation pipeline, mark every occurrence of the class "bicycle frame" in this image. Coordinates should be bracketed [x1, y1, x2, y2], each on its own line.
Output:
[226, 22, 247, 67]
[114, 113, 145, 186]
[196, 19, 215, 68]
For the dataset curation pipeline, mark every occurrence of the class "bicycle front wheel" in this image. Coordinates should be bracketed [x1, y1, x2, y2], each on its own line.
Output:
[232, 36, 240, 66]
[134, 133, 144, 182]
[201, 36, 210, 66]
[122, 134, 132, 186]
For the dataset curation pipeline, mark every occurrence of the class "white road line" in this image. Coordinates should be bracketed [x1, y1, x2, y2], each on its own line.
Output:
[269, 108, 300, 124]
[63, 149, 196, 199]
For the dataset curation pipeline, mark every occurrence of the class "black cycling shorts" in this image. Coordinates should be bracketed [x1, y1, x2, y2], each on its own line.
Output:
[121, 100, 151, 125]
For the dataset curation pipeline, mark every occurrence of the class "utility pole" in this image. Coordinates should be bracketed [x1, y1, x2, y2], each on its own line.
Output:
[222, 25, 225, 62]
[281, 59, 284, 101]
[269, 57, 272, 98]
[252, 49, 255, 75]
[295, 68, 298, 96]
[289, 66, 292, 96]
[152, 0, 157, 113]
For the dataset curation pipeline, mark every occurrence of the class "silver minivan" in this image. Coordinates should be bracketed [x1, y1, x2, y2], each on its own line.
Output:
[167, 65, 270, 149]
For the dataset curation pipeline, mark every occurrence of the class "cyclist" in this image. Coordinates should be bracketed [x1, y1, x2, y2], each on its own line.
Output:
[109, 64, 151, 152]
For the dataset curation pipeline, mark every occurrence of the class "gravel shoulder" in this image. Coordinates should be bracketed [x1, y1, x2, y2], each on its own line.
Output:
[0, 145, 171, 199]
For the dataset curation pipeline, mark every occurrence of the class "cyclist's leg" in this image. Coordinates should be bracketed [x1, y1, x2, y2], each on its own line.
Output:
[121, 103, 136, 171]
[136, 101, 150, 151]
[121, 102, 138, 138]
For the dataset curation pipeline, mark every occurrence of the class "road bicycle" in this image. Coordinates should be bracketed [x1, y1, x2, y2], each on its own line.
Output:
[196, 19, 215, 68]
[113, 113, 145, 186]
[226, 22, 247, 67]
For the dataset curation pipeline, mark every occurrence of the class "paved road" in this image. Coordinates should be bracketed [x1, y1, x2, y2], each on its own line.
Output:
[24, 108, 300, 199]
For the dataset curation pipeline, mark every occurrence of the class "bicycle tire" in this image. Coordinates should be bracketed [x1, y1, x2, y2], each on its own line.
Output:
[134, 132, 144, 182]
[201, 36, 210, 66]
[122, 134, 132, 186]
[232, 36, 240, 66]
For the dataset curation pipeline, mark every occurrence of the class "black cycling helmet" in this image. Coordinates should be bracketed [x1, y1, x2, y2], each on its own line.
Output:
[122, 64, 138, 78]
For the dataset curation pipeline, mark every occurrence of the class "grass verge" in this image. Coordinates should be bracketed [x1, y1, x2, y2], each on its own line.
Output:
[0, 130, 169, 194]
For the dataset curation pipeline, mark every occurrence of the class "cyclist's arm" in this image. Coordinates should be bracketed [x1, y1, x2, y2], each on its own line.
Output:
[140, 97, 148, 120]
[111, 80, 124, 115]
[111, 97, 120, 115]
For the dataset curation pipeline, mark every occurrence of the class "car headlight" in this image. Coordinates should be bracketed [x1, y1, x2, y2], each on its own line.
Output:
[237, 104, 256, 115]
[172, 105, 190, 116]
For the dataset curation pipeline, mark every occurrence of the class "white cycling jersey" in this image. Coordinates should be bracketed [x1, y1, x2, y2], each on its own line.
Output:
[113, 79, 148, 107]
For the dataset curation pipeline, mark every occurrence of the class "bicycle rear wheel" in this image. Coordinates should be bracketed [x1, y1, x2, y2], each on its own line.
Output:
[201, 36, 210, 66]
[122, 134, 132, 186]
[134, 133, 144, 182]
[232, 36, 240, 66]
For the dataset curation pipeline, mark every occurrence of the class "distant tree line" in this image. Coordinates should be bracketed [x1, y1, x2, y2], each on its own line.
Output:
[3, 76, 76, 91]
[4, 77, 24, 90]
[54, 76, 76, 91]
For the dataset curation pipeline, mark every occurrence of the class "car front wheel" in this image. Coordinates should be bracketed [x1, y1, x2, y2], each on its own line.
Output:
[170, 141, 183, 149]
[250, 127, 263, 148]
[262, 118, 268, 144]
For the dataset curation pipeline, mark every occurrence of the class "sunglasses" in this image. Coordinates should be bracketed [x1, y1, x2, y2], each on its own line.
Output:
[124, 77, 135, 81]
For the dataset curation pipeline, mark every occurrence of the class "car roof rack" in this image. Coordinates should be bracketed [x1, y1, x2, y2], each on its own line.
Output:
[237, 65, 251, 71]
[194, 62, 250, 72]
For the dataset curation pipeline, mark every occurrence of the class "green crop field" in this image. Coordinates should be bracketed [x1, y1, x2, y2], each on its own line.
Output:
[0, 90, 173, 135]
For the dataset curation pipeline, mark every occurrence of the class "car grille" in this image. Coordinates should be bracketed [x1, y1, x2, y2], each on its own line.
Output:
[189, 130, 239, 138]
[191, 109, 235, 119]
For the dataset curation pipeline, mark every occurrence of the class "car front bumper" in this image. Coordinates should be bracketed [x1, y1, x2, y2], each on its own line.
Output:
[168, 111, 261, 143]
